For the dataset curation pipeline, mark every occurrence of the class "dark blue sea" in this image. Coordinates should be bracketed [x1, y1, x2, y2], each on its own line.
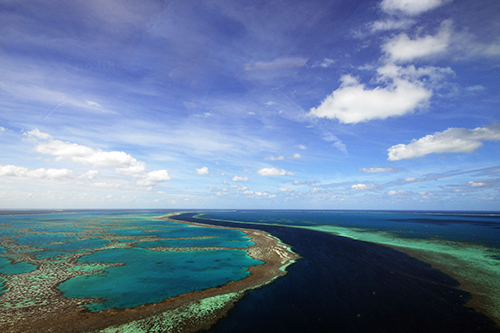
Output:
[172, 211, 500, 333]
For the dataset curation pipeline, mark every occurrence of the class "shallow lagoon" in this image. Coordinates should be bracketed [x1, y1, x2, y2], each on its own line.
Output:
[58, 247, 261, 311]
[0, 211, 263, 314]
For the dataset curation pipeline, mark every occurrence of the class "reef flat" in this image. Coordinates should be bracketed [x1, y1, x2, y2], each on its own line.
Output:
[0, 212, 299, 333]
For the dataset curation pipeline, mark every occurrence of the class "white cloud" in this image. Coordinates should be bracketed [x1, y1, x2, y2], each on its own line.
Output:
[26, 129, 171, 186]
[265, 155, 285, 161]
[387, 125, 500, 160]
[0, 165, 73, 180]
[322, 133, 348, 153]
[309, 65, 432, 123]
[380, 0, 451, 16]
[370, 19, 416, 32]
[351, 184, 376, 190]
[257, 168, 295, 176]
[313, 58, 336, 68]
[232, 175, 249, 182]
[465, 85, 485, 92]
[278, 187, 293, 192]
[196, 166, 209, 175]
[26, 128, 53, 140]
[293, 153, 302, 159]
[231, 184, 248, 191]
[79, 170, 99, 180]
[360, 167, 396, 173]
[387, 190, 411, 195]
[0, 127, 6, 133]
[468, 181, 486, 187]
[382, 20, 452, 62]
[86, 100, 102, 108]
[137, 170, 171, 187]
[296, 145, 307, 150]
[483, 42, 500, 57]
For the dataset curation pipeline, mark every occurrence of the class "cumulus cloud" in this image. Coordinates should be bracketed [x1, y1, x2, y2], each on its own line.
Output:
[0, 164, 73, 180]
[351, 184, 376, 190]
[137, 170, 171, 187]
[382, 20, 452, 63]
[380, 0, 451, 16]
[359, 166, 396, 173]
[196, 166, 209, 175]
[257, 168, 295, 176]
[232, 175, 249, 182]
[309, 65, 432, 123]
[388, 125, 500, 161]
[26, 129, 171, 186]
[293, 153, 302, 159]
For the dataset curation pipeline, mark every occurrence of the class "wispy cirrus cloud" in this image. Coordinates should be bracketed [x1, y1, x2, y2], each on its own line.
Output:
[244, 57, 308, 71]
[360, 166, 396, 173]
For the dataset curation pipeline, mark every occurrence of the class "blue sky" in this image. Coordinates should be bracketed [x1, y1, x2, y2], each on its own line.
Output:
[1, 0, 500, 210]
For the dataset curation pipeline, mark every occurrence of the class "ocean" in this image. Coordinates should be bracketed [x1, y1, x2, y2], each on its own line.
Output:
[1, 209, 499, 332]
[173, 210, 500, 333]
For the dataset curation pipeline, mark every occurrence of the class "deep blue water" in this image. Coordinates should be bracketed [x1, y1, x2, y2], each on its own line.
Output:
[198, 210, 500, 247]
[172, 212, 500, 333]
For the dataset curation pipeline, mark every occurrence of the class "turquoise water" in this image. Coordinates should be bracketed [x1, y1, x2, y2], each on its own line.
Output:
[41, 239, 110, 251]
[0, 257, 37, 274]
[0, 210, 263, 312]
[139, 237, 253, 248]
[16, 234, 78, 246]
[58, 248, 261, 311]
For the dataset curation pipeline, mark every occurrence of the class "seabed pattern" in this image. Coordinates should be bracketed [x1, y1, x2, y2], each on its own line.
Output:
[0, 212, 299, 332]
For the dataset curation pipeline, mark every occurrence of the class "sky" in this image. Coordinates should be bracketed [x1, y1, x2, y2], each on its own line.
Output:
[1, 0, 500, 210]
